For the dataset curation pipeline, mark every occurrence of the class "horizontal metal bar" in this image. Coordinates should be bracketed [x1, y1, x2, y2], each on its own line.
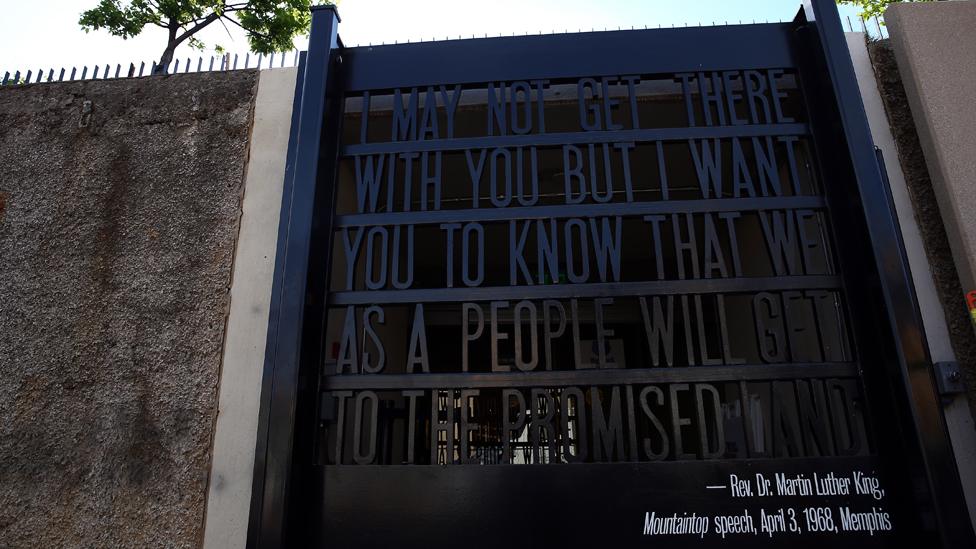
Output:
[342, 124, 809, 156]
[341, 24, 798, 92]
[322, 362, 859, 390]
[329, 275, 841, 305]
[335, 196, 826, 227]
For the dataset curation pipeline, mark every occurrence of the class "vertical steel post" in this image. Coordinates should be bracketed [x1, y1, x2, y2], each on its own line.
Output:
[246, 5, 340, 549]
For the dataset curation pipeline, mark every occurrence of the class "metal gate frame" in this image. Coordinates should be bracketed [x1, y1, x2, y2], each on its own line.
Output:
[245, 1, 974, 546]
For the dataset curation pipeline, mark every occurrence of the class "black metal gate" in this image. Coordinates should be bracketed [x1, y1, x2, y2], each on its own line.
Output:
[247, 2, 974, 547]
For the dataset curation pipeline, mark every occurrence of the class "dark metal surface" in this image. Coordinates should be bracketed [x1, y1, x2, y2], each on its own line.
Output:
[340, 23, 799, 92]
[933, 362, 965, 397]
[342, 124, 809, 155]
[794, 1, 974, 544]
[322, 362, 859, 390]
[246, 6, 340, 548]
[335, 196, 827, 227]
[248, 1, 974, 546]
[321, 458, 892, 548]
[329, 276, 842, 305]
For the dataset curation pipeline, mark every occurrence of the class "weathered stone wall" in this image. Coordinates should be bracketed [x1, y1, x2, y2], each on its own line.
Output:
[0, 71, 258, 548]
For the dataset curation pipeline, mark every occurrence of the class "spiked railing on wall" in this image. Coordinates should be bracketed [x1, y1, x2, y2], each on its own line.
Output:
[1, 49, 303, 87]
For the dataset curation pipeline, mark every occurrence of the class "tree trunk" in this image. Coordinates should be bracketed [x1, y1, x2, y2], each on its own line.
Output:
[154, 22, 179, 75]
[156, 43, 177, 75]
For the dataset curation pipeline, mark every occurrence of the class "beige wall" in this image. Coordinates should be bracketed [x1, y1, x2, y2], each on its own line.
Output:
[203, 67, 298, 549]
[886, 1, 976, 323]
[846, 31, 976, 528]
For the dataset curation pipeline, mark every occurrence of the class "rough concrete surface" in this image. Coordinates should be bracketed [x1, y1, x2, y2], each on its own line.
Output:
[868, 40, 976, 420]
[0, 70, 257, 548]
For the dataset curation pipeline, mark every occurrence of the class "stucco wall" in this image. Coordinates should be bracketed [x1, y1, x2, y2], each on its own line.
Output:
[886, 2, 976, 340]
[0, 70, 257, 548]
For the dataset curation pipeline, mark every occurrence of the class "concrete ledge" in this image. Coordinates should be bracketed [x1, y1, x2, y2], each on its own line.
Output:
[202, 66, 298, 549]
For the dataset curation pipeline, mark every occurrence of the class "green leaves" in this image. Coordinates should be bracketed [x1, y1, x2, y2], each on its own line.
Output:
[79, 0, 162, 38]
[836, 0, 934, 21]
[237, 1, 313, 54]
[79, 1, 326, 56]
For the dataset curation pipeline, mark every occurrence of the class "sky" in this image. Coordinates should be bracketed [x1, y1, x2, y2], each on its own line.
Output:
[0, 0, 868, 76]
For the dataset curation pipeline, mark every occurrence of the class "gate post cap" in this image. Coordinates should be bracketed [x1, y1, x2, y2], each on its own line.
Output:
[311, 3, 341, 22]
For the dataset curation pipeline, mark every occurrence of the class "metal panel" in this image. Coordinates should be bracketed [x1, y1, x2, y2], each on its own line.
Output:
[342, 24, 799, 92]
[793, 1, 974, 544]
[248, 1, 975, 547]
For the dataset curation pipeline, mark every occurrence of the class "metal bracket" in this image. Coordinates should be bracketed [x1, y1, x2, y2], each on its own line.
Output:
[934, 361, 965, 396]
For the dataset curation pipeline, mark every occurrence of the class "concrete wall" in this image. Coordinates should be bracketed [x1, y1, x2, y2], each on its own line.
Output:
[886, 1, 976, 340]
[846, 32, 976, 527]
[202, 67, 298, 549]
[0, 70, 258, 548]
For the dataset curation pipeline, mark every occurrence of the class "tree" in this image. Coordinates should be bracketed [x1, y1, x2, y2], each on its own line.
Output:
[79, 1, 326, 74]
[837, 0, 935, 20]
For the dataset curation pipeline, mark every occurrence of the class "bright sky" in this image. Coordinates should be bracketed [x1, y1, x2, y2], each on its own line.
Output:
[0, 0, 866, 76]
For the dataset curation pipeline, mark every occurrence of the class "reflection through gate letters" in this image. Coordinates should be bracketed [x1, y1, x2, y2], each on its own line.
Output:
[316, 70, 870, 467]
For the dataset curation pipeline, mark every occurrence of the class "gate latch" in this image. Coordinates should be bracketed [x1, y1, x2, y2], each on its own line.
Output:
[934, 361, 965, 397]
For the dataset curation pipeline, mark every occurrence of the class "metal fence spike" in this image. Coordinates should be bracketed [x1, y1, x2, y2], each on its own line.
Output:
[257, 54, 263, 69]
[139, 62, 145, 77]
[70, 67, 77, 80]
[82, 66, 88, 79]
[173, 59, 179, 73]
[25, 70, 33, 82]
[47, 69, 54, 81]
[59, 68, 65, 81]
[36, 69, 43, 83]
[2, 72, 9, 85]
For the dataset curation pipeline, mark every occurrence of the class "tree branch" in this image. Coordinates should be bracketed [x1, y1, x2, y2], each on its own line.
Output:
[173, 12, 221, 46]
[220, 13, 270, 40]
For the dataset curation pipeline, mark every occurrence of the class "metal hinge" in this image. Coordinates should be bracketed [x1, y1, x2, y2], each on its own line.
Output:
[934, 361, 965, 397]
